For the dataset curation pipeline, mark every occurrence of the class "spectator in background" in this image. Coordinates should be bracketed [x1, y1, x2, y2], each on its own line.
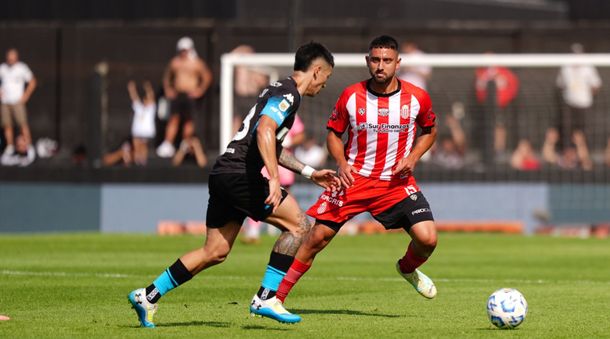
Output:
[430, 104, 466, 170]
[128, 80, 156, 166]
[475, 53, 519, 163]
[156, 37, 212, 158]
[231, 45, 278, 134]
[0, 134, 35, 166]
[171, 135, 207, 168]
[556, 43, 601, 171]
[542, 127, 588, 170]
[510, 139, 540, 171]
[1, 48, 37, 156]
[102, 138, 134, 167]
[397, 42, 431, 90]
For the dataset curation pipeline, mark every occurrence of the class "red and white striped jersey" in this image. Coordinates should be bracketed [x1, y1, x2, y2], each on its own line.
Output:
[327, 79, 436, 182]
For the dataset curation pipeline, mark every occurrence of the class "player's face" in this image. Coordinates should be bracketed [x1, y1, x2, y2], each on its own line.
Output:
[305, 61, 333, 97]
[366, 47, 401, 85]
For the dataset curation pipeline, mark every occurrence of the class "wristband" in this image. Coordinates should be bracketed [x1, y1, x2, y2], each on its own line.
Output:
[301, 165, 315, 179]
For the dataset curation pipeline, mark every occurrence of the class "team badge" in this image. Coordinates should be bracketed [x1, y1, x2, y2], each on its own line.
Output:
[401, 105, 410, 119]
[358, 108, 365, 115]
[317, 202, 328, 214]
[278, 99, 290, 112]
[330, 108, 338, 121]
[409, 194, 418, 201]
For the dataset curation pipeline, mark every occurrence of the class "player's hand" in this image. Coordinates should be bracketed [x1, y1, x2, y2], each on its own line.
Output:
[311, 169, 341, 192]
[392, 156, 417, 178]
[264, 177, 283, 213]
[337, 163, 355, 188]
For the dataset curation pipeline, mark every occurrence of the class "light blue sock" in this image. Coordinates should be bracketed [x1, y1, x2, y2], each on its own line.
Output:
[261, 265, 286, 291]
[152, 269, 178, 296]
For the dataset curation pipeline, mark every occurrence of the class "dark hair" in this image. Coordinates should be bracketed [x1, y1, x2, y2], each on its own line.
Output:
[294, 42, 334, 71]
[368, 35, 399, 51]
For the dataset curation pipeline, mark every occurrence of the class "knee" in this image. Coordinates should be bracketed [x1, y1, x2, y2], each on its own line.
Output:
[206, 246, 231, 266]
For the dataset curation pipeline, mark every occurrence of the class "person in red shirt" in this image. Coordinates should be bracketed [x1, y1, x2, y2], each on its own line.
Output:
[475, 56, 519, 163]
[267, 36, 439, 322]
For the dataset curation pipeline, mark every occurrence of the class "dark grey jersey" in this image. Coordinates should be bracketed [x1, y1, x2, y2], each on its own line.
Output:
[211, 77, 302, 175]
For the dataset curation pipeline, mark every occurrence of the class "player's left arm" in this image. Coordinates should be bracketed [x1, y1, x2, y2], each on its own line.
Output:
[279, 149, 339, 191]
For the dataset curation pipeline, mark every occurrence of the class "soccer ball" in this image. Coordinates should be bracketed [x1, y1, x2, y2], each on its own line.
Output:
[486, 288, 528, 329]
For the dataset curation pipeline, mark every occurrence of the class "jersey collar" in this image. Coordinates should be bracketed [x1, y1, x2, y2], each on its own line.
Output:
[366, 78, 401, 97]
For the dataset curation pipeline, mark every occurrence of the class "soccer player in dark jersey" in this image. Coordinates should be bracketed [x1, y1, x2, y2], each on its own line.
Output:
[274, 36, 439, 319]
[127, 42, 339, 327]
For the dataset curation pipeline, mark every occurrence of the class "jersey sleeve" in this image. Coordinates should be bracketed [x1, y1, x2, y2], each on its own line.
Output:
[326, 90, 350, 133]
[415, 90, 436, 128]
[259, 88, 296, 126]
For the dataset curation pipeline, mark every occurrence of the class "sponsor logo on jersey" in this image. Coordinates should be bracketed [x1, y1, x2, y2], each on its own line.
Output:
[283, 93, 295, 104]
[317, 201, 328, 214]
[358, 107, 366, 115]
[225, 147, 235, 154]
[269, 81, 282, 87]
[378, 108, 389, 116]
[401, 105, 410, 119]
[411, 207, 430, 215]
[278, 99, 290, 112]
[357, 122, 410, 133]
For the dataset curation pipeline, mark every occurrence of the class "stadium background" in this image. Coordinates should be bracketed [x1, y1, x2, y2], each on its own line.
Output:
[1, 0, 609, 234]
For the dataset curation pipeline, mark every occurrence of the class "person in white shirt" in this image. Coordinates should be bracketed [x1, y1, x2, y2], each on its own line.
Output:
[0, 48, 37, 156]
[128, 80, 156, 165]
[556, 43, 601, 170]
[397, 42, 431, 90]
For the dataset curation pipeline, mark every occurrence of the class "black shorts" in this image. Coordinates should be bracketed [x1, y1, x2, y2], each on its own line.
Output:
[206, 173, 289, 228]
[170, 93, 196, 121]
[317, 191, 434, 232]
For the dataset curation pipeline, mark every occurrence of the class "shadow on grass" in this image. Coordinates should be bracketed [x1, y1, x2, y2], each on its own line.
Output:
[242, 324, 292, 331]
[292, 309, 402, 318]
[156, 321, 231, 328]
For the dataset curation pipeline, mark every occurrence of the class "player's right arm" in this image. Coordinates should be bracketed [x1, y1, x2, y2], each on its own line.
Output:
[326, 91, 354, 188]
[257, 115, 282, 212]
[327, 130, 354, 188]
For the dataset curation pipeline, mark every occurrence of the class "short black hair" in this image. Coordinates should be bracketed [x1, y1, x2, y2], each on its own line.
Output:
[294, 42, 334, 71]
[368, 35, 399, 51]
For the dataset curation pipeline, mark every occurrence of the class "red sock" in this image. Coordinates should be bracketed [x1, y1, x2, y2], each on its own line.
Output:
[276, 259, 311, 303]
[398, 243, 428, 274]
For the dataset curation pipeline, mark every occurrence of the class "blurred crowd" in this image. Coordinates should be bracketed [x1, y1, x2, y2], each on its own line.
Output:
[1, 40, 607, 171]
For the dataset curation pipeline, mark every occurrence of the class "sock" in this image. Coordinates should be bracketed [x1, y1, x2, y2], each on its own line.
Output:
[257, 251, 294, 300]
[145, 259, 193, 303]
[398, 243, 429, 274]
[276, 259, 311, 303]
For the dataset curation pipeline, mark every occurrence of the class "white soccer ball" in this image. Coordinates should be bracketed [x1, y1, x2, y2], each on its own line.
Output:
[486, 288, 528, 329]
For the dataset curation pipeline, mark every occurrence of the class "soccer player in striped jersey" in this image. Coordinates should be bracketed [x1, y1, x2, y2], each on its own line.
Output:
[274, 36, 439, 318]
[127, 42, 340, 327]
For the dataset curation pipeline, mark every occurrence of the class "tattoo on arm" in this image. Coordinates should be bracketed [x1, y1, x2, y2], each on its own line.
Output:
[272, 212, 312, 256]
[278, 149, 306, 174]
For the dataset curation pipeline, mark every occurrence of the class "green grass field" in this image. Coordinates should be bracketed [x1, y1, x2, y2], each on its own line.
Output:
[1, 232, 609, 338]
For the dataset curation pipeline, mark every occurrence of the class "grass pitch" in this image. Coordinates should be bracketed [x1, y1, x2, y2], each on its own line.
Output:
[1, 232, 609, 338]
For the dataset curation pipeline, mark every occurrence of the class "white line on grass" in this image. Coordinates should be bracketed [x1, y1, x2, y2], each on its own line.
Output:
[2, 269, 609, 286]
